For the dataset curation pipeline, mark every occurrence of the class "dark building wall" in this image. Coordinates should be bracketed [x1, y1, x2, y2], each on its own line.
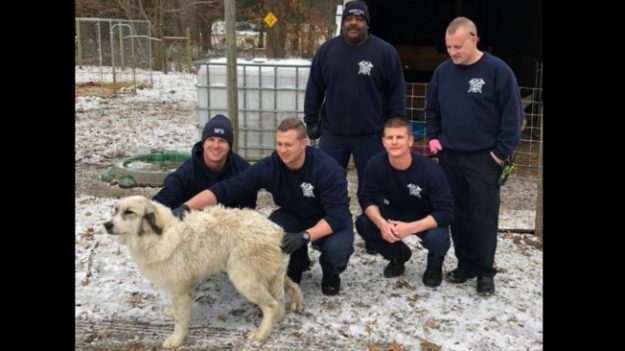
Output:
[366, 0, 542, 84]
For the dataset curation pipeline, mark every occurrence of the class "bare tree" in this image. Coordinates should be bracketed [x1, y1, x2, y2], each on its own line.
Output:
[76, 0, 105, 17]
[76, 0, 337, 60]
[265, 0, 287, 57]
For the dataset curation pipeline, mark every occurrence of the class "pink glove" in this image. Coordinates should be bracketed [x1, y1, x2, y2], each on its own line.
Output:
[429, 139, 442, 154]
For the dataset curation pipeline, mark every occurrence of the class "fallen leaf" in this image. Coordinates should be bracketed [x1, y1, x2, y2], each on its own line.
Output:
[407, 293, 420, 304]
[80, 227, 95, 240]
[420, 340, 441, 351]
[365, 319, 377, 335]
[423, 319, 439, 330]
[389, 339, 404, 351]
[393, 280, 416, 290]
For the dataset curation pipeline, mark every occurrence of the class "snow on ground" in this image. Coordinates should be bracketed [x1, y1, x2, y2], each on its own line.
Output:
[75, 66, 543, 350]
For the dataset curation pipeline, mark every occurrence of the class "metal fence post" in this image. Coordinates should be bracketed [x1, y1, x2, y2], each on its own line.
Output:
[76, 20, 83, 68]
[186, 27, 193, 72]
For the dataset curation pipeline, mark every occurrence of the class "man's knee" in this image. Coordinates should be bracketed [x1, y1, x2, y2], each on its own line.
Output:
[322, 228, 354, 256]
[355, 214, 372, 236]
[420, 227, 451, 254]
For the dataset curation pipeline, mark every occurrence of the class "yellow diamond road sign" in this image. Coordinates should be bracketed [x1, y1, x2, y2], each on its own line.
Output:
[264, 11, 277, 28]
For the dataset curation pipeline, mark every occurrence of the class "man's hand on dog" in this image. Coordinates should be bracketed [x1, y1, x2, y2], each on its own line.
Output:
[172, 204, 190, 220]
[281, 231, 310, 254]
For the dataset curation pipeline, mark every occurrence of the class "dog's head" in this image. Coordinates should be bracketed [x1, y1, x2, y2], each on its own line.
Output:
[103, 196, 165, 242]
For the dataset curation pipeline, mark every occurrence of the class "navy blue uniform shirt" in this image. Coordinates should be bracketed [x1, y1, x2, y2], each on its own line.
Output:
[153, 142, 257, 209]
[425, 52, 522, 160]
[358, 151, 454, 227]
[211, 146, 351, 233]
[304, 34, 406, 135]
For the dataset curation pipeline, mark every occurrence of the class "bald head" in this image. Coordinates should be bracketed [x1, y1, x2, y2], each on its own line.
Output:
[446, 16, 478, 37]
[445, 16, 482, 65]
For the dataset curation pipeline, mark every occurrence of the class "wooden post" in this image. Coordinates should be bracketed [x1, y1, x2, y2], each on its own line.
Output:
[225, 0, 239, 153]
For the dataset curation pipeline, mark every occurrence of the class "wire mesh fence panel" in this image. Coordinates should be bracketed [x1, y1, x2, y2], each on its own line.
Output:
[196, 60, 310, 161]
[76, 18, 154, 94]
[406, 82, 543, 182]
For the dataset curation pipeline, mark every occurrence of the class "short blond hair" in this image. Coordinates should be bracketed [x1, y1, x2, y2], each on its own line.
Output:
[383, 117, 412, 137]
[277, 117, 307, 139]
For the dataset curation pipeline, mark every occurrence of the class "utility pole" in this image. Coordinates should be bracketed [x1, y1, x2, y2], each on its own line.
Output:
[225, 0, 239, 153]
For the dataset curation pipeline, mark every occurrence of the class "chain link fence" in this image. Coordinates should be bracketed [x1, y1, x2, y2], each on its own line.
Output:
[76, 18, 155, 93]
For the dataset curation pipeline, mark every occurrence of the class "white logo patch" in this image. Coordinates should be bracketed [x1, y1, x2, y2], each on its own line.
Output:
[301, 182, 315, 198]
[214, 128, 225, 135]
[407, 183, 422, 198]
[358, 60, 373, 76]
[467, 78, 485, 94]
[347, 8, 366, 17]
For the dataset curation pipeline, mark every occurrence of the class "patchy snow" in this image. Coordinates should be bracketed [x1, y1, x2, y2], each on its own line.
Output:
[75, 67, 542, 350]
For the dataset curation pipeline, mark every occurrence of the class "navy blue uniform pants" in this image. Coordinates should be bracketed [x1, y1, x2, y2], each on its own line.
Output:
[355, 204, 450, 270]
[439, 149, 501, 278]
[318, 130, 384, 193]
[269, 208, 354, 276]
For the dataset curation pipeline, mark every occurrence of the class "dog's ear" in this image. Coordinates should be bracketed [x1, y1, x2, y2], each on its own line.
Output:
[142, 199, 163, 235]
[144, 212, 162, 235]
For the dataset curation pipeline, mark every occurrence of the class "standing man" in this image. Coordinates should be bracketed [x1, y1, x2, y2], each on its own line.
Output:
[425, 17, 523, 296]
[356, 117, 454, 287]
[153, 114, 256, 211]
[178, 117, 354, 296]
[304, 0, 406, 192]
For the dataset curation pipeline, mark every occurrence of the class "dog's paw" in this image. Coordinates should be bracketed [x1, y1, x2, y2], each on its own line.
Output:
[163, 307, 174, 318]
[288, 300, 303, 313]
[162, 333, 184, 349]
[246, 328, 269, 342]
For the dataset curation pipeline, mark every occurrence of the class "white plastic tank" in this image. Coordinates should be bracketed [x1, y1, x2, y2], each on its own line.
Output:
[196, 57, 311, 160]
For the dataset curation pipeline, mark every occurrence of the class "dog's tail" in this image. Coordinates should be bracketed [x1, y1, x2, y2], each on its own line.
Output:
[284, 277, 303, 313]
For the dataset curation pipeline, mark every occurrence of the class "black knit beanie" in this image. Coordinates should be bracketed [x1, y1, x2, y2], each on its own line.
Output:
[201, 114, 233, 147]
[342, 1, 370, 26]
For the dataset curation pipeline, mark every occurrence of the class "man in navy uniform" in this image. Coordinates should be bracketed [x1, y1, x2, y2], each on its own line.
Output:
[176, 117, 353, 296]
[356, 117, 454, 287]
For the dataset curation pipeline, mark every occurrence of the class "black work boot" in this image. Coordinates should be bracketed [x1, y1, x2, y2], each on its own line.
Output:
[383, 243, 412, 278]
[422, 267, 443, 287]
[445, 268, 477, 283]
[477, 276, 495, 296]
[321, 273, 341, 296]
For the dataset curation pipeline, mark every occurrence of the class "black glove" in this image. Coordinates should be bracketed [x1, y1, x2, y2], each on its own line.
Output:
[172, 204, 190, 220]
[281, 231, 310, 254]
[307, 123, 320, 140]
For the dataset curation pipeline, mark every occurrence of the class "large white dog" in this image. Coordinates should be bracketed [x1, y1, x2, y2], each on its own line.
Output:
[103, 195, 303, 348]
